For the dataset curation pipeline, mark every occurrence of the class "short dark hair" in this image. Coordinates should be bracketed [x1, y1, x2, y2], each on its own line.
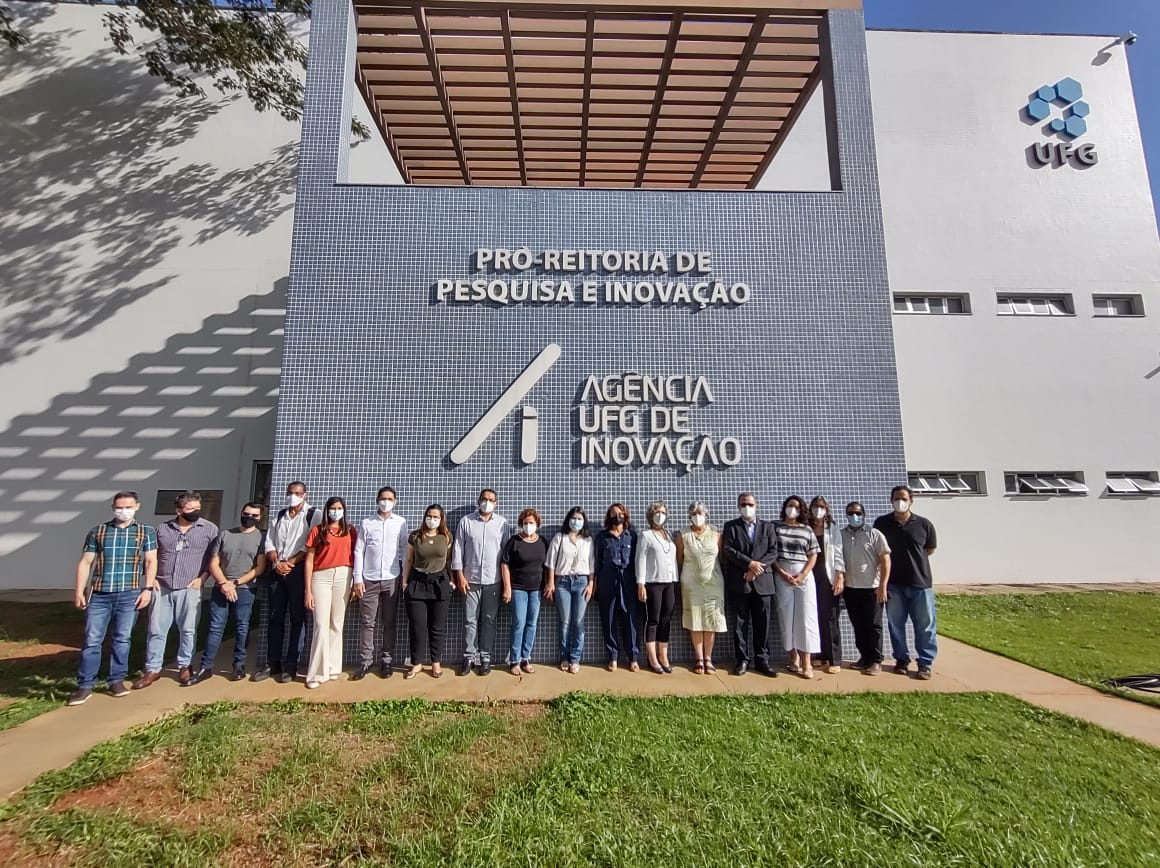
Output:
[737, 492, 756, 505]
[845, 501, 863, 513]
[175, 490, 202, 509]
[377, 486, 397, 500]
[286, 481, 307, 494]
[112, 491, 139, 505]
[242, 502, 264, 513]
[891, 485, 914, 500]
[478, 488, 497, 501]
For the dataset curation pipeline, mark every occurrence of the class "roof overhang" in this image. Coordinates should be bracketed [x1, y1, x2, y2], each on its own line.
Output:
[353, 0, 860, 188]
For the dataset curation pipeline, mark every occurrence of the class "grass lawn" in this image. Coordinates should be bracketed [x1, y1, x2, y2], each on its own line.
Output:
[937, 591, 1160, 707]
[1, 694, 1158, 866]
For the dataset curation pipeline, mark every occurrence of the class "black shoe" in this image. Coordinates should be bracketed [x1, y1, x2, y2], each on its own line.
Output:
[849, 658, 870, 671]
[733, 662, 748, 676]
[108, 681, 130, 698]
[68, 687, 92, 706]
[231, 666, 246, 682]
[893, 662, 910, 676]
[380, 664, 393, 679]
[478, 660, 492, 676]
[458, 659, 474, 677]
[352, 664, 372, 681]
[917, 666, 933, 681]
[252, 665, 273, 683]
[756, 663, 778, 678]
[276, 671, 294, 684]
[660, 664, 672, 674]
[185, 668, 213, 686]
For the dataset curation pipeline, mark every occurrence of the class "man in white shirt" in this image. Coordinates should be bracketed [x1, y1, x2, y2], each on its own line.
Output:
[351, 486, 409, 679]
[452, 488, 509, 676]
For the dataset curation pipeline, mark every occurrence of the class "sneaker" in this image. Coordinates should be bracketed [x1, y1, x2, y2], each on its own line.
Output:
[305, 680, 321, 690]
[863, 663, 882, 676]
[917, 666, 933, 681]
[892, 662, 910, 676]
[478, 660, 492, 676]
[252, 665, 273, 682]
[277, 669, 295, 684]
[67, 687, 92, 706]
[849, 658, 870, 671]
[231, 666, 246, 682]
[108, 681, 130, 698]
[185, 668, 213, 687]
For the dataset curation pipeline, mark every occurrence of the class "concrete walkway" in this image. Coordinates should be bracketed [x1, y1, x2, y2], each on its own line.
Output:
[1, 635, 1158, 800]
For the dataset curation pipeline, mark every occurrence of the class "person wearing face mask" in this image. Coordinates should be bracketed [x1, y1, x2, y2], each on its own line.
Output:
[187, 502, 267, 686]
[256, 481, 322, 683]
[401, 504, 454, 679]
[351, 486, 409, 680]
[635, 500, 679, 674]
[874, 486, 938, 680]
[304, 497, 357, 689]
[501, 509, 548, 676]
[721, 493, 779, 677]
[545, 507, 595, 674]
[677, 502, 726, 674]
[772, 495, 821, 679]
[69, 492, 158, 706]
[840, 501, 891, 676]
[593, 503, 640, 672]
[807, 496, 846, 675]
[135, 490, 219, 689]
[452, 488, 510, 676]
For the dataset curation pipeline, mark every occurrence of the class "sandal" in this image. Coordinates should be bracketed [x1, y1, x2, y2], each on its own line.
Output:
[802, 669, 815, 680]
[787, 661, 802, 674]
[431, 666, 443, 678]
[521, 661, 536, 674]
[606, 661, 618, 672]
[404, 666, 422, 680]
[560, 661, 571, 672]
[569, 662, 580, 674]
[628, 661, 640, 672]
[704, 660, 716, 674]
[693, 659, 706, 675]
[510, 664, 522, 676]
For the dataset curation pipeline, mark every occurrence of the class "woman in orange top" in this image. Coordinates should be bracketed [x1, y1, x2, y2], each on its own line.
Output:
[304, 496, 357, 689]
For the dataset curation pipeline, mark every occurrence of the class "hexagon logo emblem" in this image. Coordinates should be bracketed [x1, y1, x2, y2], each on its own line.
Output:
[1024, 77, 1090, 139]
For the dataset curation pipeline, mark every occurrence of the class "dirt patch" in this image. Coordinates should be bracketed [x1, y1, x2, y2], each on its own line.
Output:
[52, 754, 207, 832]
[0, 642, 76, 662]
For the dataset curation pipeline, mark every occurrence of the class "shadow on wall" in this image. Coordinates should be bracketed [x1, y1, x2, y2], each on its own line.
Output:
[0, 5, 297, 365]
[0, 280, 288, 567]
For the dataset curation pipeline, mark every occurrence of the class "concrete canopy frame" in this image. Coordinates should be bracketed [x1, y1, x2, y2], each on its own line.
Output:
[352, 0, 860, 188]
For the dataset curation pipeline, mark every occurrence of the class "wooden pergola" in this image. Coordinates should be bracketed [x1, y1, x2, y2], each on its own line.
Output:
[352, 0, 859, 188]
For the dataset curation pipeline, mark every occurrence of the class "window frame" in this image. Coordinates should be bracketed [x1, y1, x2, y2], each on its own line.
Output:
[907, 471, 986, 496]
[1003, 472, 1088, 496]
[996, 293, 1074, 317]
[1092, 294, 1145, 318]
[1105, 472, 1160, 496]
[892, 293, 971, 315]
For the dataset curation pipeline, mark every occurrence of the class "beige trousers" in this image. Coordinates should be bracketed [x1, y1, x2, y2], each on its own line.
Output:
[307, 566, 352, 682]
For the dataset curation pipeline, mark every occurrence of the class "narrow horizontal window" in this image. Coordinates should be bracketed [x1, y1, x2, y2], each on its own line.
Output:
[893, 294, 970, 315]
[908, 471, 984, 495]
[1093, 294, 1144, 317]
[1004, 472, 1088, 496]
[996, 293, 1073, 316]
[1106, 472, 1160, 495]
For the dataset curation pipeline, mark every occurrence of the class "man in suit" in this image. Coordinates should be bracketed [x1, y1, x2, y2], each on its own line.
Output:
[721, 492, 779, 677]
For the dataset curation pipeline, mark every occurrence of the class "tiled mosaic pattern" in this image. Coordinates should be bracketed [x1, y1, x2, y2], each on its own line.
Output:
[263, 1, 907, 666]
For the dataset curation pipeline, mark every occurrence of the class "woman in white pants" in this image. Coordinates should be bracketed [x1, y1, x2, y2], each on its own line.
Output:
[771, 495, 821, 679]
[304, 497, 357, 689]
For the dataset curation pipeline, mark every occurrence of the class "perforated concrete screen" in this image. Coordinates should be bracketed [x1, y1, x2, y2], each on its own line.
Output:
[268, 0, 906, 665]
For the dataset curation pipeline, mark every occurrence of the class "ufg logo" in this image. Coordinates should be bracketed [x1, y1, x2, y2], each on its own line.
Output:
[1024, 76, 1098, 168]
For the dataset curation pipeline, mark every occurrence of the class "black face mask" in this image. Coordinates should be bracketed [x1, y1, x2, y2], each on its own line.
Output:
[610, 515, 624, 527]
[240, 515, 259, 528]
[180, 510, 201, 523]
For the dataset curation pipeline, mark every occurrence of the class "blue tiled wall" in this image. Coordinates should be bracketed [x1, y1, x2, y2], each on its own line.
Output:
[267, 0, 907, 667]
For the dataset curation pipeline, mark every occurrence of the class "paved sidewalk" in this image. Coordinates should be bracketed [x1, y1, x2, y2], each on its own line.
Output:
[1, 635, 1158, 800]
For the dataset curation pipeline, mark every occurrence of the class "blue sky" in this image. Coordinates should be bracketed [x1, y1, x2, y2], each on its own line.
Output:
[865, 0, 1160, 222]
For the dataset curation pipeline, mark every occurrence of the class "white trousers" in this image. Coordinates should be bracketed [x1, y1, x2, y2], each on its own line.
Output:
[774, 574, 821, 653]
[307, 566, 352, 682]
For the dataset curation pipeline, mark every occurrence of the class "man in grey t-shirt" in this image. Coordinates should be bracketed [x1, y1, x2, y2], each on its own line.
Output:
[189, 502, 267, 684]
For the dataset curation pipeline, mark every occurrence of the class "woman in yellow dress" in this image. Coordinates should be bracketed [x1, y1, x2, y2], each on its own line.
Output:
[676, 501, 727, 674]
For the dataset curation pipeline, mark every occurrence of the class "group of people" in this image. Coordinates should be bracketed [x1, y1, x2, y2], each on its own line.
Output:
[69, 481, 938, 705]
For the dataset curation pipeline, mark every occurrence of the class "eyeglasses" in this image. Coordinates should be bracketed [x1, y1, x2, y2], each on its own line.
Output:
[846, 512, 864, 518]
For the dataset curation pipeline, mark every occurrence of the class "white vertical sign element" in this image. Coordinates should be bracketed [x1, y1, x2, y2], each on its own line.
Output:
[520, 407, 539, 465]
[449, 343, 562, 466]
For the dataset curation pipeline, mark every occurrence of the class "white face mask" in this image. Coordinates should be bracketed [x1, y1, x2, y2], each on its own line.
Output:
[813, 507, 827, 520]
[286, 494, 304, 509]
[522, 522, 538, 536]
[479, 500, 495, 515]
[113, 507, 136, 522]
[785, 506, 800, 520]
[690, 514, 707, 528]
[569, 517, 585, 532]
[739, 505, 756, 520]
[328, 509, 344, 522]
[424, 516, 440, 530]
[894, 500, 911, 514]
[654, 513, 667, 527]
[378, 499, 395, 514]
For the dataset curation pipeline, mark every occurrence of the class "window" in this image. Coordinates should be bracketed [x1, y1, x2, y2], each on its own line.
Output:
[893, 294, 969, 315]
[1093, 294, 1144, 317]
[1003, 472, 1088, 496]
[908, 471, 985, 495]
[996, 294, 1073, 316]
[1105, 472, 1160, 495]
[154, 489, 225, 524]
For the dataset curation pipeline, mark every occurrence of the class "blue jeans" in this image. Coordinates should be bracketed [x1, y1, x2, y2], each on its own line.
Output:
[200, 583, 255, 671]
[886, 585, 938, 668]
[509, 588, 542, 663]
[77, 589, 140, 689]
[145, 585, 201, 672]
[554, 575, 589, 664]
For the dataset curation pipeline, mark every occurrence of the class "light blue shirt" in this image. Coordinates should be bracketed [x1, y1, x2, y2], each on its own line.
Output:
[451, 512, 509, 586]
[353, 513, 409, 584]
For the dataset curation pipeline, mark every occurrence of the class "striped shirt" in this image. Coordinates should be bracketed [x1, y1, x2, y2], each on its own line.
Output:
[83, 521, 158, 593]
[155, 517, 219, 590]
[772, 521, 820, 575]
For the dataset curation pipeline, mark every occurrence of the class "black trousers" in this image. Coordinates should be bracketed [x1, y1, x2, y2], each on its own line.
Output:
[643, 582, 676, 643]
[405, 594, 450, 664]
[267, 563, 306, 673]
[731, 591, 773, 666]
[842, 587, 884, 664]
[814, 570, 843, 664]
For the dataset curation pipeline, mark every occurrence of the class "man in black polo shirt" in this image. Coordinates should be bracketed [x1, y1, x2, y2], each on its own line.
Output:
[873, 485, 938, 680]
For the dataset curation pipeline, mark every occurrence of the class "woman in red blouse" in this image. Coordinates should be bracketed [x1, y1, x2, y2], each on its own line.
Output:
[304, 496, 356, 689]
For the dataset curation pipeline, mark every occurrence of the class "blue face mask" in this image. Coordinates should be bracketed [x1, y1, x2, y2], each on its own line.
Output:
[847, 514, 864, 528]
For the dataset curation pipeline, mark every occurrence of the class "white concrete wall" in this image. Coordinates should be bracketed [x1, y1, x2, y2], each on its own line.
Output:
[0, 4, 300, 588]
[869, 30, 1160, 581]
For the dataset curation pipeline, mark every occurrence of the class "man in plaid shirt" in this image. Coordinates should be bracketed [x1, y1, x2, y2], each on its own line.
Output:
[69, 491, 158, 706]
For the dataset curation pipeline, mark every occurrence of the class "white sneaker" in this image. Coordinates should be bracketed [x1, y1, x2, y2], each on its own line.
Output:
[306, 680, 321, 690]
